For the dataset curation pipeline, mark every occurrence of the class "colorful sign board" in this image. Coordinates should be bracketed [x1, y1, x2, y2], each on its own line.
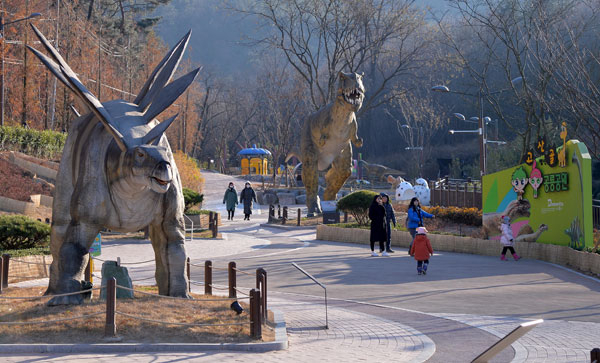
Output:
[89, 233, 102, 257]
[482, 140, 592, 249]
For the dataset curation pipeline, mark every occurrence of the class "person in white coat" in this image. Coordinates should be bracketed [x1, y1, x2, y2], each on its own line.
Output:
[500, 216, 520, 261]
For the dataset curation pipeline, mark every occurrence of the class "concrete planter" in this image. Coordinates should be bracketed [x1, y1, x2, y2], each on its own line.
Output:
[317, 224, 600, 277]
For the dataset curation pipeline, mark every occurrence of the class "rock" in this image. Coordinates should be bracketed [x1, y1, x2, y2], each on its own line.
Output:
[262, 192, 278, 206]
[296, 194, 307, 204]
[277, 192, 296, 205]
[100, 261, 134, 300]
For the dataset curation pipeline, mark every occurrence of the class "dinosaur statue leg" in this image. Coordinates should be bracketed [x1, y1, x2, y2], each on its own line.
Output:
[47, 221, 99, 306]
[150, 218, 189, 298]
[324, 143, 352, 200]
[302, 143, 322, 216]
[45, 221, 69, 295]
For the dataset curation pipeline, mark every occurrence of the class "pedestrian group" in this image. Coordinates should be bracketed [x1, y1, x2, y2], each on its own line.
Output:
[223, 181, 257, 221]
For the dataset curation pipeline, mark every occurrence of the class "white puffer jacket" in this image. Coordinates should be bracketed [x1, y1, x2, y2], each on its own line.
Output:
[500, 223, 514, 246]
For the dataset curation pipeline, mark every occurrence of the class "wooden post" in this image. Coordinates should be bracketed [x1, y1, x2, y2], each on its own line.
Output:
[297, 208, 301, 226]
[0, 258, 3, 294]
[282, 206, 288, 225]
[85, 253, 93, 283]
[205, 260, 212, 295]
[277, 205, 281, 219]
[186, 257, 191, 293]
[212, 214, 218, 238]
[1, 254, 9, 289]
[256, 268, 267, 324]
[228, 261, 236, 298]
[104, 277, 117, 337]
[591, 348, 600, 363]
[269, 204, 275, 217]
[249, 288, 262, 339]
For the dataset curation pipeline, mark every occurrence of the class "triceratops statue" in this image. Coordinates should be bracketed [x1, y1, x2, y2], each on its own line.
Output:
[27, 25, 200, 305]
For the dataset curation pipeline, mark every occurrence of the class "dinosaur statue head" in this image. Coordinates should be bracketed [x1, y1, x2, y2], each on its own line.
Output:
[337, 72, 365, 110]
[28, 25, 200, 195]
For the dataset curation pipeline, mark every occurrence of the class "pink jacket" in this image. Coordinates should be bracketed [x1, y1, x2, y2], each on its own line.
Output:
[501, 223, 514, 246]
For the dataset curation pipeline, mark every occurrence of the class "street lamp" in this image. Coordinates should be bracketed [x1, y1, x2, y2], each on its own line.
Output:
[400, 124, 424, 174]
[432, 76, 522, 176]
[1, 12, 42, 126]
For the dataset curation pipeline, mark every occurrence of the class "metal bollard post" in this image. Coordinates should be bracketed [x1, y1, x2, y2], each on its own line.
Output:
[249, 288, 262, 339]
[105, 277, 117, 337]
[297, 208, 301, 226]
[1, 254, 10, 289]
[228, 261, 236, 298]
[205, 260, 212, 295]
[282, 206, 288, 225]
[256, 268, 267, 324]
[186, 257, 191, 293]
[592, 348, 600, 363]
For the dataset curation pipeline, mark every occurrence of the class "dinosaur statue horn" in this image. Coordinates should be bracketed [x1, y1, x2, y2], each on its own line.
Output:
[143, 67, 201, 122]
[136, 30, 192, 113]
[28, 25, 129, 152]
[142, 114, 178, 145]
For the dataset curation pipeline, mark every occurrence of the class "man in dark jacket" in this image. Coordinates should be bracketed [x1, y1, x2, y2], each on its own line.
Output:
[380, 193, 396, 253]
[239, 181, 257, 220]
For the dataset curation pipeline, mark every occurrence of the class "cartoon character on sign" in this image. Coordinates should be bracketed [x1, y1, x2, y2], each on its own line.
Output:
[529, 160, 543, 198]
[511, 166, 529, 200]
[558, 122, 568, 167]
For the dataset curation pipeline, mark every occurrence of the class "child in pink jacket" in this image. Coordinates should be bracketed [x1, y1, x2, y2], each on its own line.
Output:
[500, 216, 520, 261]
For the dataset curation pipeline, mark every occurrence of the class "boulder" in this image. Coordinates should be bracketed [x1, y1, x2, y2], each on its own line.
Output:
[296, 194, 307, 204]
[277, 192, 297, 205]
[262, 192, 278, 206]
[100, 261, 134, 300]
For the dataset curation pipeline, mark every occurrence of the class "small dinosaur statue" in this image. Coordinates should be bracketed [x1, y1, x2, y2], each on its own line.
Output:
[28, 26, 200, 305]
[301, 72, 364, 215]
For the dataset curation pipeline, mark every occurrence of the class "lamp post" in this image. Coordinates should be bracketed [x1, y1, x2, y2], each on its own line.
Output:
[400, 124, 424, 175]
[0, 12, 42, 126]
[431, 77, 522, 176]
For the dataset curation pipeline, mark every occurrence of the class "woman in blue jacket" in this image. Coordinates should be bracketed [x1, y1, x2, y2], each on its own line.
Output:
[407, 197, 434, 253]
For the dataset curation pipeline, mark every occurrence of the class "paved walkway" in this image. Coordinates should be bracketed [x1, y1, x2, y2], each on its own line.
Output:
[5, 171, 600, 362]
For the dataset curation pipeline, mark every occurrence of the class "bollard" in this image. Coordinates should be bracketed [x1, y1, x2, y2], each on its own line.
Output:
[205, 260, 212, 295]
[212, 214, 218, 238]
[186, 257, 191, 293]
[282, 206, 288, 225]
[277, 205, 281, 218]
[344, 211, 348, 223]
[592, 348, 600, 363]
[269, 204, 275, 217]
[228, 261, 237, 298]
[297, 208, 301, 226]
[249, 288, 262, 339]
[105, 277, 117, 337]
[0, 258, 3, 294]
[85, 253, 93, 283]
[1, 254, 10, 289]
[256, 268, 267, 324]
[209, 212, 214, 231]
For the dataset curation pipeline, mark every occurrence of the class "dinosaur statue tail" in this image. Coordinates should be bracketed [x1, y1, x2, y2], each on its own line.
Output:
[285, 150, 302, 164]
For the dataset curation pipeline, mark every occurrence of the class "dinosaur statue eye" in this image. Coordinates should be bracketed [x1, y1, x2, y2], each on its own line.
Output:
[137, 152, 144, 158]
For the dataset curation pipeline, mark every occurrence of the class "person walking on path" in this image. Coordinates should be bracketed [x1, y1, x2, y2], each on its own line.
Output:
[223, 182, 238, 220]
[500, 216, 520, 261]
[380, 193, 396, 253]
[369, 194, 389, 257]
[240, 181, 257, 220]
[407, 197, 434, 253]
[410, 227, 433, 275]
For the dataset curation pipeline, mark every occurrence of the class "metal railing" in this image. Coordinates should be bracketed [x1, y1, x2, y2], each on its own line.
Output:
[291, 262, 328, 329]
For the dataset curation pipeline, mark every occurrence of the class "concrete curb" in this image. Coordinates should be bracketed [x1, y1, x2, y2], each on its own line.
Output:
[0, 309, 288, 354]
[259, 223, 316, 231]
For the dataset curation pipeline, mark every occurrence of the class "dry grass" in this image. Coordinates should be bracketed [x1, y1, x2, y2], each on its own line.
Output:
[0, 286, 274, 344]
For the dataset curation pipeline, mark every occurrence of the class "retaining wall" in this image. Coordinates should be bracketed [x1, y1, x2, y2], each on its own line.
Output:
[316, 225, 600, 276]
[6, 255, 52, 283]
[9, 152, 57, 181]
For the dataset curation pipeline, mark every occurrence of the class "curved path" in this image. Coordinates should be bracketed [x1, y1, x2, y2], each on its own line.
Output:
[6, 171, 600, 362]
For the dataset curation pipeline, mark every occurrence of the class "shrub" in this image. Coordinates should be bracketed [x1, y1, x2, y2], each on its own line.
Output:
[183, 188, 204, 213]
[422, 205, 482, 226]
[0, 215, 50, 250]
[173, 151, 204, 193]
[336, 190, 378, 225]
[0, 126, 66, 159]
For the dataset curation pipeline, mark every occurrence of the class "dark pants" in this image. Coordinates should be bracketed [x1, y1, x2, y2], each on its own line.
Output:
[227, 209, 235, 220]
[417, 259, 429, 272]
[385, 222, 393, 251]
[244, 213, 250, 220]
[501, 246, 516, 255]
[408, 228, 417, 254]
[370, 240, 385, 252]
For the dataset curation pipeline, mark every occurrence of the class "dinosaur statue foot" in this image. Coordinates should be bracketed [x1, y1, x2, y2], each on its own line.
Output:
[46, 279, 85, 306]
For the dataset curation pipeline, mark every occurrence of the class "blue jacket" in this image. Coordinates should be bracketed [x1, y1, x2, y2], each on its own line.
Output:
[383, 203, 396, 225]
[407, 207, 433, 229]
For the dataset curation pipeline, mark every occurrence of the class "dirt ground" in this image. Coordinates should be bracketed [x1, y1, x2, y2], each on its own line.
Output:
[0, 153, 54, 202]
[0, 286, 273, 344]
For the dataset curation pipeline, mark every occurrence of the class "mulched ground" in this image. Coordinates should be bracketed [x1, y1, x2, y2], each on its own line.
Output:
[0, 153, 54, 202]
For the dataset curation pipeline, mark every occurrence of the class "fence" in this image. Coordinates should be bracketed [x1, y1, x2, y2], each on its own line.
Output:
[429, 180, 482, 209]
[593, 200, 600, 230]
[0, 256, 268, 340]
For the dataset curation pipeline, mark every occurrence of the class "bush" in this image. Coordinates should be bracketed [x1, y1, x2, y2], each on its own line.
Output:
[336, 190, 378, 225]
[0, 126, 66, 159]
[422, 205, 482, 226]
[0, 215, 50, 250]
[183, 188, 204, 213]
[173, 151, 204, 193]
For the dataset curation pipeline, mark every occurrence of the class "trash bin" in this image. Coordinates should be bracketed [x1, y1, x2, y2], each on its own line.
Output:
[321, 201, 340, 224]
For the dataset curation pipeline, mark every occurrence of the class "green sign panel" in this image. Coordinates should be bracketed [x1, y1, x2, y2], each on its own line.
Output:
[482, 140, 592, 250]
[89, 233, 102, 257]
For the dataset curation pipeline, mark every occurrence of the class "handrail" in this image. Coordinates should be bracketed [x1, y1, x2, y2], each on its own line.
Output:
[183, 214, 194, 242]
[291, 262, 328, 329]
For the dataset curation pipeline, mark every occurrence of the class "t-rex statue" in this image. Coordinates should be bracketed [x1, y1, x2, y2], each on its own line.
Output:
[301, 72, 364, 215]
[27, 25, 200, 305]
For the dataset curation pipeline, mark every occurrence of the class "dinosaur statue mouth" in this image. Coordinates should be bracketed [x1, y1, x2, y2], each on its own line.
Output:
[152, 177, 169, 186]
[150, 176, 171, 193]
[342, 88, 364, 105]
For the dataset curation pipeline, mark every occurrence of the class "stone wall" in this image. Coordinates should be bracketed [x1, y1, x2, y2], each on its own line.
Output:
[317, 225, 600, 276]
[0, 195, 52, 221]
[9, 151, 57, 181]
[6, 255, 52, 283]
